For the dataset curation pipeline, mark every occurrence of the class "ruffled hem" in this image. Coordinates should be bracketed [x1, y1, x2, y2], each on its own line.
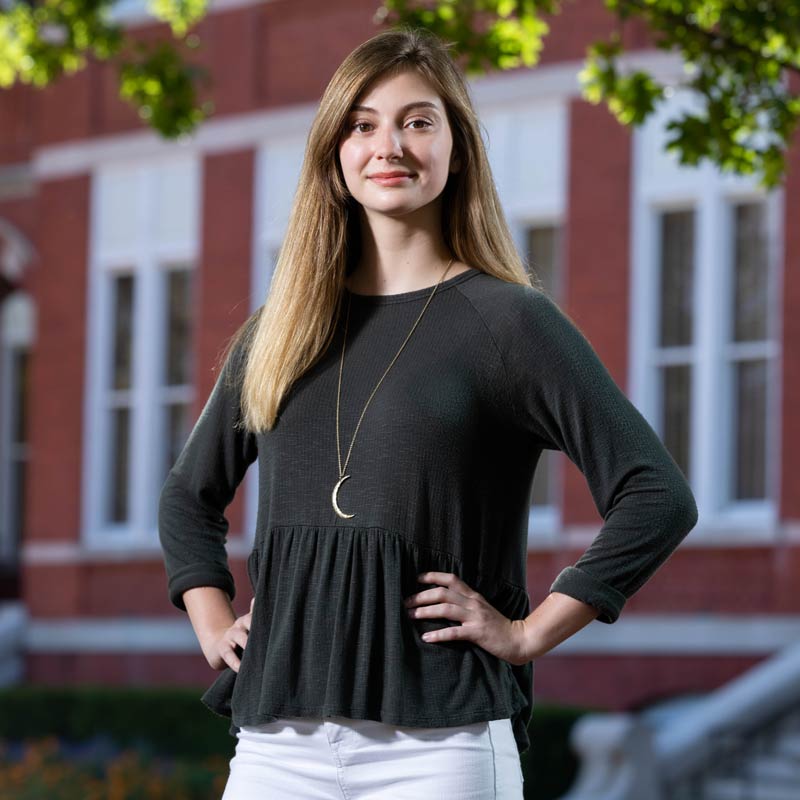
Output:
[200, 524, 534, 755]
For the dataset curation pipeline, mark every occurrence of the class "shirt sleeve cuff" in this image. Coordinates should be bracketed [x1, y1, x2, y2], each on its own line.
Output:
[167, 565, 236, 612]
[549, 565, 627, 624]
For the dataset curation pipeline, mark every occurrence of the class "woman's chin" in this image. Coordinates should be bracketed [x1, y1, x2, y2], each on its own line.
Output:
[361, 198, 437, 219]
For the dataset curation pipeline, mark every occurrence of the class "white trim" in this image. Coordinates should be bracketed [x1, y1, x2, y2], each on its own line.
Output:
[470, 51, 684, 111]
[32, 104, 319, 180]
[21, 613, 800, 655]
[552, 615, 800, 655]
[26, 618, 200, 652]
[21, 535, 253, 563]
[527, 505, 560, 547]
[107, 0, 277, 28]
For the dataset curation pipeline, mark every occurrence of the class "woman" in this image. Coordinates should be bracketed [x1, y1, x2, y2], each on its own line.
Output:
[158, 25, 698, 800]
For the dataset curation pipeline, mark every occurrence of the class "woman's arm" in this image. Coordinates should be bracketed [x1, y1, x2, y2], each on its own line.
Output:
[504, 287, 699, 626]
[157, 314, 259, 613]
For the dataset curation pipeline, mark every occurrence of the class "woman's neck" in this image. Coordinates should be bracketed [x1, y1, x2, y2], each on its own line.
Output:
[344, 257, 472, 295]
[347, 199, 464, 294]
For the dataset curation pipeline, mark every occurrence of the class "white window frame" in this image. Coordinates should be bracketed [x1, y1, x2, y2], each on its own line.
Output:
[82, 157, 201, 551]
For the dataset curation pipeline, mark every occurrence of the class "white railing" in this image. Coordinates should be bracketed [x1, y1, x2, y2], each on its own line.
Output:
[558, 640, 800, 800]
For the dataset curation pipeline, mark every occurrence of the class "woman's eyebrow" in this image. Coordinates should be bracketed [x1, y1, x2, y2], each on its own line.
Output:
[349, 101, 441, 115]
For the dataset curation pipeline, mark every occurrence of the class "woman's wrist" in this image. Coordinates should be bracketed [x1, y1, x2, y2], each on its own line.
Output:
[521, 591, 601, 661]
[183, 586, 237, 658]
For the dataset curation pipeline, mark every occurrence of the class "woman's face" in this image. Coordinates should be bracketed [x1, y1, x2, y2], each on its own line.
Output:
[338, 68, 459, 220]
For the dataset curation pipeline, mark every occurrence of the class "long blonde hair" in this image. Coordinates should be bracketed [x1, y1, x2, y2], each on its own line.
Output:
[221, 25, 540, 434]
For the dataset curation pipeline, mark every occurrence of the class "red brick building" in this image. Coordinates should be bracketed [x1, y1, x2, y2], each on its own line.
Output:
[1, 0, 799, 718]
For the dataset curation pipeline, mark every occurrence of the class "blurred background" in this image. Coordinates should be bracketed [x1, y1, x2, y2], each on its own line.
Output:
[1, 0, 799, 798]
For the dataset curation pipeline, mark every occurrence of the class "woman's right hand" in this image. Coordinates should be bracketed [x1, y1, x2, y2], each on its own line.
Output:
[206, 597, 254, 672]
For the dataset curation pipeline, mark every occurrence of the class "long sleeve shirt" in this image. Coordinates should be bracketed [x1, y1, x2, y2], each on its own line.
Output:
[157, 266, 699, 755]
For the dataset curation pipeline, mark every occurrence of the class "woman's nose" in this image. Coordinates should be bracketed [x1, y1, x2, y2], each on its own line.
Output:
[375, 126, 404, 159]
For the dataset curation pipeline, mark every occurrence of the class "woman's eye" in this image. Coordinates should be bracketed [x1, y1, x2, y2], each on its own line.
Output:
[349, 119, 432, 133]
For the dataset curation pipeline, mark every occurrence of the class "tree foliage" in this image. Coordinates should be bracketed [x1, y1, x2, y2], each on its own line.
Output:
[0, 0, 212, 139]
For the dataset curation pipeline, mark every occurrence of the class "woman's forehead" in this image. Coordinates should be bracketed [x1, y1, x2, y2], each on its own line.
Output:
[351, 68, 442, 109]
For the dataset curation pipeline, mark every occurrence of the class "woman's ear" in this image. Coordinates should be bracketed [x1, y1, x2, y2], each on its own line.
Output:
[450, 153, 461, 173]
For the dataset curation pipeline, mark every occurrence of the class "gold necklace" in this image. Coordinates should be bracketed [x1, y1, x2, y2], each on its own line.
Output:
[332, 258, 455, 519]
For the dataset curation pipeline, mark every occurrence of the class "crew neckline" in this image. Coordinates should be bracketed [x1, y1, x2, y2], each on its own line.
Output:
[343, 266, 481, 305]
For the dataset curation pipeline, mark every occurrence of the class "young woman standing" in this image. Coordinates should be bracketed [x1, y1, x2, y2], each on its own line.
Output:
[158, 25, 698, 800]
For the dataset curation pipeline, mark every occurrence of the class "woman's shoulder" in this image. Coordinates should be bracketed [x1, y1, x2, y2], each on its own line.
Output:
[456, 268, 563, 335]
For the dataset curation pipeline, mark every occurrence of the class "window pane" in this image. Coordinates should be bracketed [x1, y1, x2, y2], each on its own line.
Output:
[9, 457, 26, 562]
[733, 359, 767, 500]
[111, 274, 135, 391]
[164, 267, 193, 386]
[661, 364, 692, 480]
[659, 210, 695, 347]
[732, 202, 768, 343]
[526, 226, 562, 300]
[12, 349, 29, 445]
[107, 406, 130, 524]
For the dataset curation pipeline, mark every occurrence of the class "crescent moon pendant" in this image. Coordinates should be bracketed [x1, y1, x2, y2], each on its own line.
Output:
[332, 474, 355, 519]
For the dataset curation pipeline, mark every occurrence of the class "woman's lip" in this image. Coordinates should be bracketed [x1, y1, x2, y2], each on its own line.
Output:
[370, 174, 415, 185]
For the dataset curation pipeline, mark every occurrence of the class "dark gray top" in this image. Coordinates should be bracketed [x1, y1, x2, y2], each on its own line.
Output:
[158, 267, 698, 755]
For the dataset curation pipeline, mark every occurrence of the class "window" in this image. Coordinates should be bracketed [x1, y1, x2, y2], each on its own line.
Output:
[84, 159, 200, 546]
[648, 199, 778, 519]
[0, 292, 33, 566]
[633, 88, 781, 533]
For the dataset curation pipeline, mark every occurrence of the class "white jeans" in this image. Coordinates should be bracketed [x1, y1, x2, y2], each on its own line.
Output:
[221, 715, 525, 799]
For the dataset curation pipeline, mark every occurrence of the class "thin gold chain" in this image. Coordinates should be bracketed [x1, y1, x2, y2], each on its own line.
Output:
[336, 258, 455, 479]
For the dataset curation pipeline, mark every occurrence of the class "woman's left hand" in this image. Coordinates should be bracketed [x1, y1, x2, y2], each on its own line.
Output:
[405, 571, 532, 667]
